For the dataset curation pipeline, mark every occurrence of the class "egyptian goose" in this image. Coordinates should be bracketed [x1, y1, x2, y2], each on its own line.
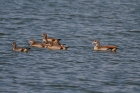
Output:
[12, 42, 30, 52]
[42, 33, 61, 42]
[42, 37, 50, 47]
[47, 42, 62, 50]
[29, 39, 46, 48]
[92, 40, 117, 51]
[47, 39, 68, 50]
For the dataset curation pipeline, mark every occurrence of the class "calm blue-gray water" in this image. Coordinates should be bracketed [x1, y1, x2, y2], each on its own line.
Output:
[0, 0, 140, 93]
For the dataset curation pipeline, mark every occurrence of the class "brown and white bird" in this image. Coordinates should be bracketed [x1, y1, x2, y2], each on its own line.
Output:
[42, 33, 61, 42]
[29, 39, 46, 48]
[12, 42, 30, 52]
[92, 40, 117, 51]
[47, 42, 62, 50]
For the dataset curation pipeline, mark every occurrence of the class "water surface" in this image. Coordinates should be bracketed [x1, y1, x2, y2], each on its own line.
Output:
[0, 0, 140, 93]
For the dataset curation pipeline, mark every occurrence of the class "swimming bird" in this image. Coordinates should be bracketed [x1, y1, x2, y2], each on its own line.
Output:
[12, 42, 30, 52]
[42, 33, 61, 42]
[92, 40, 117, 51]
[29, 39, 45, 48]
[47, 42, 62, 50]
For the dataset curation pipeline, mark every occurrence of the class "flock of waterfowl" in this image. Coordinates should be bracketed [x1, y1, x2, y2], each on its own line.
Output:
[12, 33, 118, 53]
[12, 33, 68, 52]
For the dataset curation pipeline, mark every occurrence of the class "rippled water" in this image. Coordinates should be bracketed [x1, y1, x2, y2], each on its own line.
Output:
[0, 0, 140, 93]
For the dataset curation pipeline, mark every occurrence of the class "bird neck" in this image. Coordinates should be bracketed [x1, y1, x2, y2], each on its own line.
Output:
[13, 44, 16, 49]
[30, 41, 35, 45]
[95, 42, 100, 47]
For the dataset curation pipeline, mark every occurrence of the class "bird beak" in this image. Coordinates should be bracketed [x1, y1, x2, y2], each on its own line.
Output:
[92, 42, 95, 44]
